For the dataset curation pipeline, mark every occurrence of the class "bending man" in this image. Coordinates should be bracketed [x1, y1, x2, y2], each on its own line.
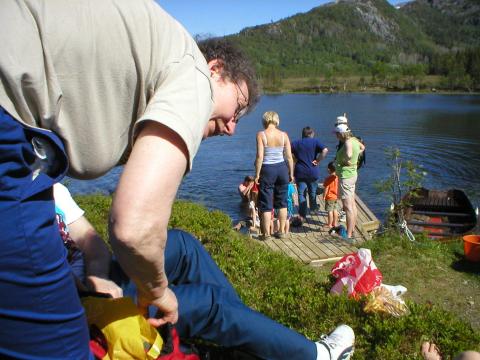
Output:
[0, 1, 258, 357]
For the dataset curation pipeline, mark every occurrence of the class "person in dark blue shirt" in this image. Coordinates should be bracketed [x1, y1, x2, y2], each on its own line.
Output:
[291, 127, 328, 221]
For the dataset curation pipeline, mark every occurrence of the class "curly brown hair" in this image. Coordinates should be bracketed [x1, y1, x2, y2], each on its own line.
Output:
[198, 38, 260, 115]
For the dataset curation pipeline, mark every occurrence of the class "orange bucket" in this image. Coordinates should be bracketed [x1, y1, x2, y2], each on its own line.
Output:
[463, 235, 480, 262]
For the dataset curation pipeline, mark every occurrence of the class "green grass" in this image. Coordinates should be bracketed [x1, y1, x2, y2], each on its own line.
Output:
[76, 195, 480, 359]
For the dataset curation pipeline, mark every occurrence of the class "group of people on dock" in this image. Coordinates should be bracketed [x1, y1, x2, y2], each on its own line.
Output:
[0, 1, 355, 359]
[240, 111, 365, 243]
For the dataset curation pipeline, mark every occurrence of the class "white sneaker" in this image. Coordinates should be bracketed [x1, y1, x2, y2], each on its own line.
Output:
[316, 324, 354, 360]
[339, 211, 346, 223]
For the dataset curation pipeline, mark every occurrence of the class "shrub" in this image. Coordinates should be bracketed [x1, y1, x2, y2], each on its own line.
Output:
[74, 195, 480, 359]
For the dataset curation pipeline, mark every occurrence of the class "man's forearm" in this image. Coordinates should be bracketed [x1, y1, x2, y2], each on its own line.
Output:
[109, 121, 187, 305]
[84, 233, 111, 279]
[110, 229, 169, 300]
[316, 148, 328, 162]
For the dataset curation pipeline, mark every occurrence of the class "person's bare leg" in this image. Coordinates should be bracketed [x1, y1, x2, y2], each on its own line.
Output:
[260, 211, 271, 236]
[342, 196, 356, 238]
[278, 208, 287, 233]
[249, 206, 255, 223]
[352, 198, 358, 236]
[327, 211, 333, 228]
[278, 208, 287, 234]
[343, 196, 355, 238]
[333, 209, 339, 227]
[271, 217, 276, 234]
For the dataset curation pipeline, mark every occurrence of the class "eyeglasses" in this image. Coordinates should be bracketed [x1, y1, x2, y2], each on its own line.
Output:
[233, 81, 249, 123]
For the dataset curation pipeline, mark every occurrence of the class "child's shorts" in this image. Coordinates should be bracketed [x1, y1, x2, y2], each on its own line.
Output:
[325, 199, 340, 212]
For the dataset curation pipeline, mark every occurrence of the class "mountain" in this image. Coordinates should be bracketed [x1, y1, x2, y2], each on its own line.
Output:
[401, 0, 480, 49]
[226, 0, 479, 80]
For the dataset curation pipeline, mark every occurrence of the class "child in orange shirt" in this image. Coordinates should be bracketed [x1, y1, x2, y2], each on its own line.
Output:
[323, 162, 340, 232]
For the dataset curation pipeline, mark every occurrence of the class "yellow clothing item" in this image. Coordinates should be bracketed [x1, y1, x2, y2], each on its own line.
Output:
[82, 296, 163, 360]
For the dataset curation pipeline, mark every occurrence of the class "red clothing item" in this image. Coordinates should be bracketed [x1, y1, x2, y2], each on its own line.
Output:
[323, 174, 339, 201]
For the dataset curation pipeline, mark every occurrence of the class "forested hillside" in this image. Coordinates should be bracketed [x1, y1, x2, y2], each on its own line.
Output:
[225, 0, 480, 92]
[402, 0, 480, 48]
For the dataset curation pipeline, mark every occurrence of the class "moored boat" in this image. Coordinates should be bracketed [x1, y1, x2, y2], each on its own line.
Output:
[403, 188, 478, 239]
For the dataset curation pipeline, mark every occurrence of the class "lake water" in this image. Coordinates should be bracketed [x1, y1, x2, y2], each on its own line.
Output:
[67, 94, 480, 222]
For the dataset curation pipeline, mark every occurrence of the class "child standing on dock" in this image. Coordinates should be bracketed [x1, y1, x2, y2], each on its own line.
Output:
[273, 183, 298, 236]
[323, 162, 340, 233]
[282, 183, 298, 235]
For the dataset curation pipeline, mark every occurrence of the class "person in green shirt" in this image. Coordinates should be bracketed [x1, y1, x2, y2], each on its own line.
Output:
[334, 124, 365, 241]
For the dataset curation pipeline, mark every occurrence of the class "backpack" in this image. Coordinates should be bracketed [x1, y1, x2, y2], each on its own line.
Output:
[83, 295, 200, 360]
[335, 225, 348, 238]
[356, 137, 366, 170]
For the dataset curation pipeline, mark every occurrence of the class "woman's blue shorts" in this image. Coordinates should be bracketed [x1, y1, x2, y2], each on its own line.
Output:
[258, 162, 289, 212]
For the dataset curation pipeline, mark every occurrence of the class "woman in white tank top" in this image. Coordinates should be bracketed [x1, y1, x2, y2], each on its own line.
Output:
[254, 111, 294, 240]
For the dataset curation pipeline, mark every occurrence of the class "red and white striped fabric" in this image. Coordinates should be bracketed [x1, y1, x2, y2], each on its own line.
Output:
[330, 248, 383, 297]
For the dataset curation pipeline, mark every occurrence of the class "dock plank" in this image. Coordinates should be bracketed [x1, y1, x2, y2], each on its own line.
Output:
[270, 237, 302, 260]
[263, 238, 282, 253]
[290, 236, 324, 260]
[251, 193, 379, 265]
[293, 235, 330, 259]
[277, 237, 313, 263]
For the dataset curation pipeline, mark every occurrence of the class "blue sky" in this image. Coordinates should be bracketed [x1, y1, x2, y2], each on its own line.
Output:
[156, 0, 406, 37]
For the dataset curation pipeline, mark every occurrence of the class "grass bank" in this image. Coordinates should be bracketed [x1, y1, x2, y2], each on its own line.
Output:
[76, 195, 480, 359]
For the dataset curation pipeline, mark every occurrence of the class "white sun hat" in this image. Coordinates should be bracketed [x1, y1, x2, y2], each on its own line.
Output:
[335, 114, 348, 125]
[334, 124, 350, 133]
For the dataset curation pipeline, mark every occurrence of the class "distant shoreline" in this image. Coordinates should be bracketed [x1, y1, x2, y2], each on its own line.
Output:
[264, 88, 480, 96]
[261, 75, 480, 96]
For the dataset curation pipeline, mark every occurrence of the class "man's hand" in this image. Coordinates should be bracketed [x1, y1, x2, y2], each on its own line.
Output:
[138, 288, 179, 327]
[313, 148, 328, 166]
[86, 276, 123, 298]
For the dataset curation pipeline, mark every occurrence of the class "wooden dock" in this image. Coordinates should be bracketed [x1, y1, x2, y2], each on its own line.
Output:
[251, 194, 381, 266]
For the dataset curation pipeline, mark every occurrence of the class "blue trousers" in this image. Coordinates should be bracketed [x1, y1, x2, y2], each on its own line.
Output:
[297, 179, 319, 218]
[0, 109, 91, 359]
[115, 229, 317, 360]
[162, 229, 317, 360]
